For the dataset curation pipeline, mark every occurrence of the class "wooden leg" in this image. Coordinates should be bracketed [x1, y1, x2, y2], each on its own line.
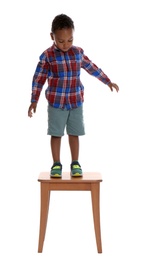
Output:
[38, 183, 50, 253]
[91, 183, 102, 253]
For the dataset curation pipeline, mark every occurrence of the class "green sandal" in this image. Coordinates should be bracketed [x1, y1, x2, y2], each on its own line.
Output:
[50, 162, 62, 178]
[71, 161, 83, 177]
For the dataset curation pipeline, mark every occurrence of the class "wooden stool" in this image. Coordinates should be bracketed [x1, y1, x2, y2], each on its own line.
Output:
[38, 172, 103, 253]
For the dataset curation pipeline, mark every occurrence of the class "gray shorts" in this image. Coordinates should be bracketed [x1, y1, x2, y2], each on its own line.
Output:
[47, 105, 85, 136]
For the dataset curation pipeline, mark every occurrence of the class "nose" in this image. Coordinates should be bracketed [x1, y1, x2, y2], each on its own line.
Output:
[63, 42, 69, 49]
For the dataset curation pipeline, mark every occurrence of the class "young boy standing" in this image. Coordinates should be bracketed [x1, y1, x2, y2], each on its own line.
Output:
[28, 14, 119, 178]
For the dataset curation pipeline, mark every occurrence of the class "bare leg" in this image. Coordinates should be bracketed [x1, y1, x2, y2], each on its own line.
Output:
[51, 136, 61, 163]
[68, 135, 79, 161]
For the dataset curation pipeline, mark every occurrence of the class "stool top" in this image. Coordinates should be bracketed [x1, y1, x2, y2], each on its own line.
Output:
[38, 172, 102, 183]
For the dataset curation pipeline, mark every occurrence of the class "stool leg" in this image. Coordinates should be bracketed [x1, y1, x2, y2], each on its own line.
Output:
[38, 183, 50, 253]
[91, 183, 102, 253]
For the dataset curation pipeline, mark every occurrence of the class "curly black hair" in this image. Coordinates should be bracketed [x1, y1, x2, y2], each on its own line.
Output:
[51, 14, 74, 33]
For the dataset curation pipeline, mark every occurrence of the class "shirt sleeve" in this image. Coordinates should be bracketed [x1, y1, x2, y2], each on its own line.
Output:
[31, 53, 49, 103]
[81, 52, 111, 85]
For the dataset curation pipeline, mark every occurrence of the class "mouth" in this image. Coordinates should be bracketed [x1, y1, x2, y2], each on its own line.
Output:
[62, 47, 70, 52]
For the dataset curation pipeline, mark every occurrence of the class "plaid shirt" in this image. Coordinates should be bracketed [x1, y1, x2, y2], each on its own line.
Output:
[31, 44, 111, 110]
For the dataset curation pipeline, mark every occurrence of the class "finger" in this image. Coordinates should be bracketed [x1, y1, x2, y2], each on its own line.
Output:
[115, 85, 119, 92]
[28, 108, 33, 117]
[112, 84, 119, 92]
[28, 111, 32, 117]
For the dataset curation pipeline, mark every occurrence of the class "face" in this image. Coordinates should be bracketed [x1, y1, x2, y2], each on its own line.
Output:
[50, 28, 74, 52]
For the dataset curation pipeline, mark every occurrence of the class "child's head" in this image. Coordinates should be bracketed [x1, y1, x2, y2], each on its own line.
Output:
[51, 14, 74, 33]
[50, 14, 74, 52]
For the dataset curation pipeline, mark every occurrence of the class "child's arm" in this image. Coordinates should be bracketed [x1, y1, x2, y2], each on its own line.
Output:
[28, 52, 49, 118]
[81, 51, 119, 92]
[31, 54, 49, 103]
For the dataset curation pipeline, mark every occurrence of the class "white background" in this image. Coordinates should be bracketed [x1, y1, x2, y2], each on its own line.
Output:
[0, 0, 142, 259]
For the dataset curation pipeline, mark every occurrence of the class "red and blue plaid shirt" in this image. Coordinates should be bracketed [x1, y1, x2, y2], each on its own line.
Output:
[31, 44, 111, 110]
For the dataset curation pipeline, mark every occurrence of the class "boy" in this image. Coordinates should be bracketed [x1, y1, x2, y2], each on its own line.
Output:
[28, 14, 119, 178]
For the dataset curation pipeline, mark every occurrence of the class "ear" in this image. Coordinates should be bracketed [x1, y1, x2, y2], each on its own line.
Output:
[50, 32, 54, 41]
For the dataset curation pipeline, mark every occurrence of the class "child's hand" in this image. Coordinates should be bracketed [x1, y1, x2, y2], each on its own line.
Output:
[28, 102, 37, 117]
[108, 82, 119, 92]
